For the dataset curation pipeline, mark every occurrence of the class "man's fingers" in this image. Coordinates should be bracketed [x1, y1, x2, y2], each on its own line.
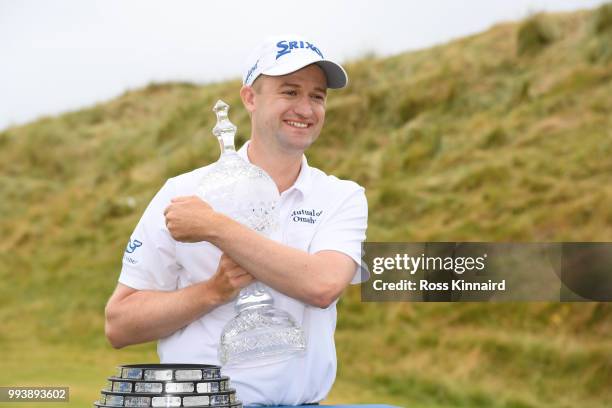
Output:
[163, 202, 181, 216]
[220, 253, 238, 268]
[226, 267, 250, 279]
[171, 195, 201, 203]
[232, 274, 255, 289]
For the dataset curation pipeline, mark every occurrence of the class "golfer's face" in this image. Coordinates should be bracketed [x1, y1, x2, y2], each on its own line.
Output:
[253, 64, 327, 153]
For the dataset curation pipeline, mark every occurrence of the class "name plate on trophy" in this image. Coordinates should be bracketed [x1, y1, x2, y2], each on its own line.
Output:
[99, 389, 237, 407]
[118, 364, 221, 381]
[107, 376, 230, 394]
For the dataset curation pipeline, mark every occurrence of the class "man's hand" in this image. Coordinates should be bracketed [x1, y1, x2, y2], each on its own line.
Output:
[209, 253, 255, 304]
[164, 196, 218, 242]
[104, 253, 253, 348]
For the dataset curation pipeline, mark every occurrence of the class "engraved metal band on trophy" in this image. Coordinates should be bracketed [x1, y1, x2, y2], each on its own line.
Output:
[94, 403, 242, 408]
[107, 377, 230, 393]
[118, 364, 221, 381]
[99, 389, 237, 407]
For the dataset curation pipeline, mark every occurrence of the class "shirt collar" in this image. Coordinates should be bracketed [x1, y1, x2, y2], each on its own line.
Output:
[237, 140, 312, 196]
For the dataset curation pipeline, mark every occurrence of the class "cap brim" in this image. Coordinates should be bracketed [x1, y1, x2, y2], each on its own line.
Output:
[261, 56, 348, 89]
[314, 60, 348, 89]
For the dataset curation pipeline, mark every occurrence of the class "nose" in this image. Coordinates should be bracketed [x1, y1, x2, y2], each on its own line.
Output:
[292, 95, 315, 118]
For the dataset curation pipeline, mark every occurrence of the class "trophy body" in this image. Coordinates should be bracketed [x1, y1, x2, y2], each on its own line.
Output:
[198, 100, 306, 368]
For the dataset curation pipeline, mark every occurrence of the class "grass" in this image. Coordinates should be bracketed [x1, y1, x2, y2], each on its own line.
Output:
[1, 4, 612, 408]
[517, 15, 555, 56]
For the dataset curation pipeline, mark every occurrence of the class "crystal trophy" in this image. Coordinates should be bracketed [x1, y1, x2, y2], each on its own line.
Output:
[197, 100, 306, 367]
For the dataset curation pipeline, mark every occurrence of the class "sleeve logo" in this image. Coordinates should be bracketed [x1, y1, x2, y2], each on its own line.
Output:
[125, 239, 143, 254]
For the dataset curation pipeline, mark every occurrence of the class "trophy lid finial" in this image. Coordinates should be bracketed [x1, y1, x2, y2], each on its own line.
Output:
[212, 99, 237, 153]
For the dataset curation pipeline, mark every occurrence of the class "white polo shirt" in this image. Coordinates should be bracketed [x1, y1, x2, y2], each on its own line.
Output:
[119, 141, 368, 406]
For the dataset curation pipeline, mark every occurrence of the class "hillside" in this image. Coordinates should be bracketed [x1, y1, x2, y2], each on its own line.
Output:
[0, 4, 611, 408]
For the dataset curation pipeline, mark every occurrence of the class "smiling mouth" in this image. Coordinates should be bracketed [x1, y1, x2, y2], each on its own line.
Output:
[284, 120, 311, 129]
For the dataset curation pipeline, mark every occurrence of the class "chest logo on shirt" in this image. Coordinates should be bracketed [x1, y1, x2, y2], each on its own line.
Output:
[291, 208, 323, 224]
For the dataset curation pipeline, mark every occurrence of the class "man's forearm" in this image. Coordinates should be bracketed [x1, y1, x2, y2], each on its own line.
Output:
[105, 281, 222, 348]
[206, 213, 352, 308]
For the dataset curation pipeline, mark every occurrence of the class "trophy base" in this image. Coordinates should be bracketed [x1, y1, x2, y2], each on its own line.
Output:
[219, 306, 306, 368]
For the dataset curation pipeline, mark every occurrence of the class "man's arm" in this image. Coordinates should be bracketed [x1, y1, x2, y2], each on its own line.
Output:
[210, 221, 356, 309]
[165, 197, 358, 309]
[105, 254, 253, 348]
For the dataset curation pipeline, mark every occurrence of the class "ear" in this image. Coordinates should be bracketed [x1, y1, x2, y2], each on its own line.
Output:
[240, 85, 256, 113]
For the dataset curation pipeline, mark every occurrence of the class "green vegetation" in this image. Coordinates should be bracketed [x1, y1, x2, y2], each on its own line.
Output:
[1, 5, 611, 408]
[586, 3, 612, 63]
[517, 15, 555, 56]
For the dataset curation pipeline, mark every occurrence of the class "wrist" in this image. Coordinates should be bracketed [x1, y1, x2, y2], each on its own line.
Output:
[195, 279, 226, 309]
[204, 211, 228, 245]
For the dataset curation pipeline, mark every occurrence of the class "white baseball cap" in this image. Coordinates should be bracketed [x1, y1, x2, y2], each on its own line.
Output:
[243, 35, 348, 89]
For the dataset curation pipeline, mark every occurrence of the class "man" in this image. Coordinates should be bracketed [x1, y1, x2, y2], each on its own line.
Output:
[105, 35, 368, 406]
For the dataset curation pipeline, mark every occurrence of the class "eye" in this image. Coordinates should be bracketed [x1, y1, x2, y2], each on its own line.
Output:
[312, 94, 326, 102]
[283, 90, 297, 96]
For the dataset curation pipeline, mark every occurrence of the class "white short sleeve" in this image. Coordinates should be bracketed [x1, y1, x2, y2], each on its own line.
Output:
[309, 187, 368, 284]
[119, 180, 181, 291]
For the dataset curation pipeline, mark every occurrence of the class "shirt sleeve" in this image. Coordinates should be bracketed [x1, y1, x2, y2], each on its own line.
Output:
[309, 187, 369, 284]
[119, 180, 181, 291]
